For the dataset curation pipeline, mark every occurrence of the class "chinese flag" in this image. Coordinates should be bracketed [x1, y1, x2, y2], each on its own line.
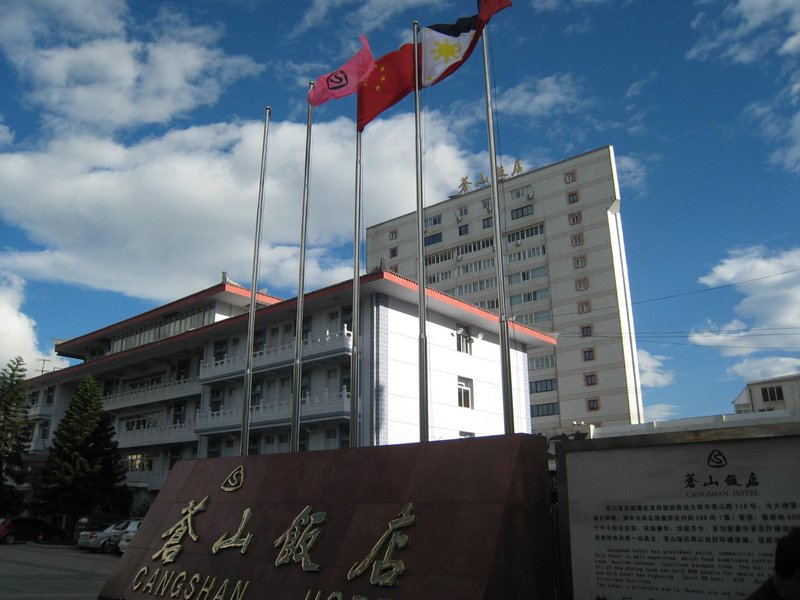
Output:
[356, 43, 416, 131]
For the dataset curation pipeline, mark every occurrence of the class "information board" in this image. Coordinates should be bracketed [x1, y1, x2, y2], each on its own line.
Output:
[557, 426, 800, 600]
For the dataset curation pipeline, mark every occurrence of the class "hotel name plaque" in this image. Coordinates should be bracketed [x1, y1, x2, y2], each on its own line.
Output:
[99, 434, 555, 600]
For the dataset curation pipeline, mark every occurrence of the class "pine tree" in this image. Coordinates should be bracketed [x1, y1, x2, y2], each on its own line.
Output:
[0, 356, 30, 515]
[35, 375, 127, 524]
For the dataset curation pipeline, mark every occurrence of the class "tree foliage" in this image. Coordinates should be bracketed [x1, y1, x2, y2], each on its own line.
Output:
[35, 375, 127, 522]
[0, 356, 30, 515]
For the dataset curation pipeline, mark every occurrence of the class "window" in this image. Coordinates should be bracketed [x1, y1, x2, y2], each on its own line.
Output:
[573, 255, 586, 268]
[457, 377, 473, 408]
[568, 211, 582, 225]
[457, 206, 469, 218]
[571, 234, 584, 247]
[456, 326, 472, 354]
[580, 325, 593, 337]
[29, 390, 39, 406]
[510, 204, 534, 220]
[567, 191, 579, 204]
[586, 398, 600, 411]
[576, 278, 589, 291]
[531, 402, 559, 417]
[389, 247, 398, 258]
[582, 348, 595, 361]
[424, 214, 441, 228]
[482, 217, 493, 229]
[761, 386, 785, 402]
[531, 379, 557, 393]
[577, 300, 591, 314]
[389, 229, 397, 240]
[424, 232, 442, 246]
[45, 386, 55, 404]
[481, 198, 492, 211]
[510, 184, 534, 200]
[530, 355, 554, 370]
[564, 171, 576, 184]
[458, 224, 469, 236]
[584, 373, 598, 386]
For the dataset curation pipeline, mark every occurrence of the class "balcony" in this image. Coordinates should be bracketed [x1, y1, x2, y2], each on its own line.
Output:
[28, 402, 54, 418]
[103, 377, 201, 411]
[125, 470, 169, 491]
[199, 330, 353, 383]
[28, 439, 51, 452]
[115, 420, 197, 448]
[195, 389, 350, 433]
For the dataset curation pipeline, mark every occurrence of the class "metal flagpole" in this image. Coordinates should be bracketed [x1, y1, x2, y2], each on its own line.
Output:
[412, 21, 430, 442]
[240, 106, 272, 457]
[482, 29, 515, 434]
[349, 130, 363, 448]
[291, 83, 314, 453]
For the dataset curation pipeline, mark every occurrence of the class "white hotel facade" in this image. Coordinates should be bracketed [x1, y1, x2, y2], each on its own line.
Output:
[366, 146, 644, 436]
[25, 271, 555, 501]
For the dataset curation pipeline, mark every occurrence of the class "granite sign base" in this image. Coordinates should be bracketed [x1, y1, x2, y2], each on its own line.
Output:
[99, 433, 555, 600]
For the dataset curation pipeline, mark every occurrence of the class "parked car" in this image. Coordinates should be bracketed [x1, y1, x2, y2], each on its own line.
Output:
[0, 516, 66, 544]
[73, 514, 127, 543]
[77, 520, 131, 553]
[116, 519, 142, 554]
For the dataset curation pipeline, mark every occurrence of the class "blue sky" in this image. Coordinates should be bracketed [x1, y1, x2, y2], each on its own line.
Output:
[0, 0, 798, 421]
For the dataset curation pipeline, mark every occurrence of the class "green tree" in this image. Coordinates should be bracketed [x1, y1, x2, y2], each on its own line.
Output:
[35, 376, 127, 526]
[0, 356, 30, 515]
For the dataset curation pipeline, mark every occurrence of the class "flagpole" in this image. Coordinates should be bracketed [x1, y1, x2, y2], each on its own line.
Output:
[240, 106, 272, 457]
[482, 28, 515, 434]
[412, 21, 430, 443]
[291, 82, 314, 453]
[349, 130, 363, 448]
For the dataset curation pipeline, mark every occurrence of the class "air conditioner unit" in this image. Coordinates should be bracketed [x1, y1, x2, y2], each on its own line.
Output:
[485, 206, 492, 212]
[456, 215, 462, 222]
[527, 194, 534, 200]
[456, 255, 462, 261]
[515, 240, 521, 246]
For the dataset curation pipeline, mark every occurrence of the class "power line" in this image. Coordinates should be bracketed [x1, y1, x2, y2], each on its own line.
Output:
[633, 266, 800, 305]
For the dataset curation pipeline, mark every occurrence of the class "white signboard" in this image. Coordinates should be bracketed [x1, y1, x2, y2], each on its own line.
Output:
[561, 433, 800, 599]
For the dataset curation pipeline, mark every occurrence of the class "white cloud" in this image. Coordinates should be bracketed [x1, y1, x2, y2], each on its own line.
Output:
[495, 74, 588, 120]
[0, 1, 262, 133]
[531, 0, 610, 12]
[0, 112, 475, 303]
[615, 154, 648, 196]
[0, 123, 12, 147]
[0, 271, 69, 373]
[688, 0, 800, 173]
[690, 246, 800, 361]
[726, 356, 800, 381]
[644, 403, 680, 421]
[637, 349, 675, 388]
[291, 0, 437, 38]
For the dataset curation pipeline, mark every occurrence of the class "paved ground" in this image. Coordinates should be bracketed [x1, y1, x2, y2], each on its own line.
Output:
[0, 542, 118, 600]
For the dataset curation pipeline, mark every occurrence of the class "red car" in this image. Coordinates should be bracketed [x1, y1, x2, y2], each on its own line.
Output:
[0, 517, 66, 544]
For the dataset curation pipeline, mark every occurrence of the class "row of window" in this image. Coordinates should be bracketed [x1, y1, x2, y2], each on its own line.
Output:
[509, 287, 550, 306]
[508, 244, 546, 263]
[426, 257, 496, 284]
[508, 266, 548, 285]
[529, 374, 609, 392]
[531, 397, 600, 419]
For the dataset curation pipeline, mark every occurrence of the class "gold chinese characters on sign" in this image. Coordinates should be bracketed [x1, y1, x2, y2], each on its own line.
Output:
[347, 502, 416, 587]
[141, 464, 418, 596]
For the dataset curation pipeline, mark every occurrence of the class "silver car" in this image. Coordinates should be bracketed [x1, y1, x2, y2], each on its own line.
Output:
[77, 520, 129, 553]
[114, 519, 142, 554]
